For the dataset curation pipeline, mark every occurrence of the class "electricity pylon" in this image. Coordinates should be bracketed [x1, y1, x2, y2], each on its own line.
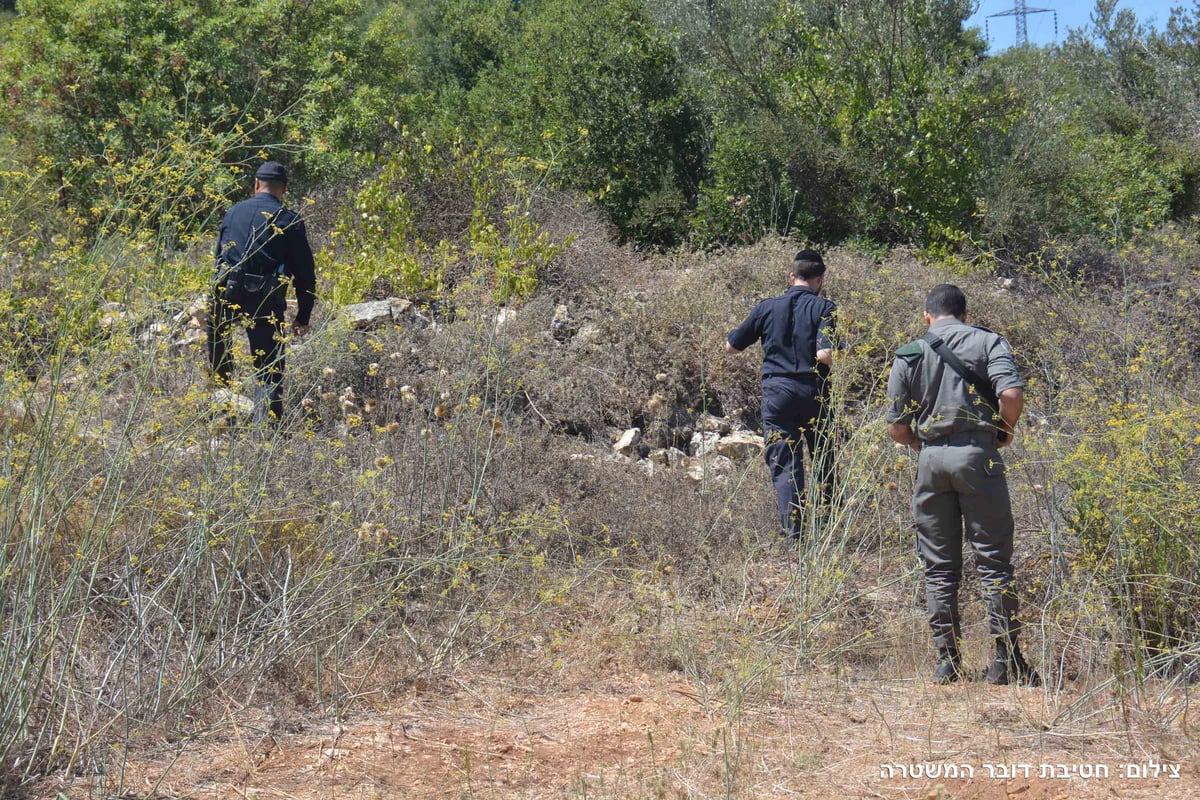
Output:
[986, 1, 1058, 47]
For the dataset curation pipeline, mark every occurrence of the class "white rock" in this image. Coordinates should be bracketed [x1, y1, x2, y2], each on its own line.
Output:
[495, 307, 518, 335]
[169, 328, 207, 352]
[389, 297, 414, 322]
[613, 427, 642, 457]
[573, 323, 602, 347]
[210, 389, 255, 416]
[697, 414, 731, 434]
[689, 430, 721, 457]
[1, 400, 33, 432]
[715, 431, 764, 460]
[550, 304, 577, 340]
[98, 302, 128, 329]
[137, 322, 168, 345]
[683, 454, 733, 482]
[648, 447, 687, 468]
[343, 300, 395, 330]
[185, 294, 208, 318]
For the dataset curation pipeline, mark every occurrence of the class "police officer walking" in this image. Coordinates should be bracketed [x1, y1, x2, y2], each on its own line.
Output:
[726, 250, 836, 540]
[208, 161, 317, 423]
[886, 284, 1039, 686]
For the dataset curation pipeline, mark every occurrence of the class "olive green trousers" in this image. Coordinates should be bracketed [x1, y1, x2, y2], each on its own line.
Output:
[913, 432, 1021, 651]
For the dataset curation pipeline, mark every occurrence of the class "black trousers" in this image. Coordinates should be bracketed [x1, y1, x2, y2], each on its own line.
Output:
[206, 294, 286, 421]
[761, 375, 834, 537]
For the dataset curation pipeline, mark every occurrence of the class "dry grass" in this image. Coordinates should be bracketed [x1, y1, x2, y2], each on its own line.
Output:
[4, 184, 1200, 797]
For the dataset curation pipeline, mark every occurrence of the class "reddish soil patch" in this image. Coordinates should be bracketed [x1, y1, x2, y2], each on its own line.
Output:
[51, 666, 1198, 799]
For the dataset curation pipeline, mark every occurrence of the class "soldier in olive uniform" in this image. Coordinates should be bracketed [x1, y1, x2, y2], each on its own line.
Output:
[886, 285, 1039, 686]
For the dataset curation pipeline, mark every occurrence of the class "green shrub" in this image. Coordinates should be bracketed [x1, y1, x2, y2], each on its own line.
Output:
[463, 0, 704, 246]
[325, 128, 570, 305]
[0, 0, 414, 227]
[1062, 400, 1200, 656]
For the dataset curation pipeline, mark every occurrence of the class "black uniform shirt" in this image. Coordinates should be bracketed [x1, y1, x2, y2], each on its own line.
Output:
[727, 285, 836, 378]
[216, 192, 317, 325]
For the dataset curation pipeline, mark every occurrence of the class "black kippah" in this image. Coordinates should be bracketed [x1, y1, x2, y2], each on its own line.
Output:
[794, 248, 824, 266]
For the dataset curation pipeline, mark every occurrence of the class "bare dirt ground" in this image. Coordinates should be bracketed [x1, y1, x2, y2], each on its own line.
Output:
[53, 656, 1198, 800]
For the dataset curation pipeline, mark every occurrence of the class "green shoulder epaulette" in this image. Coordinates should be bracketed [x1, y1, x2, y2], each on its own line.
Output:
[896, 340, 925, 361]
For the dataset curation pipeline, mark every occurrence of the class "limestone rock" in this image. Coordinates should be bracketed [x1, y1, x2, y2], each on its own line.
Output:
[648, 447, 687, 468]
[715, 431, 764, 460]
[99, 302, 128, 330]
[210, 389, 255, 417]
[683, 454, 733, 482]
[1, 400, 34, 432]
[169, 328, 207, 353]
[495, 307, 518, 335]
[613, 427, 642, 457]
[689, 430, 721, 457]
[344, 300, 395, 330]
[137, 322, 168, 345]
[341, 297, 415, 330]
[697, 413, 732, 434]
[573, 323, 602, 347]
[550, 305, 578, 341]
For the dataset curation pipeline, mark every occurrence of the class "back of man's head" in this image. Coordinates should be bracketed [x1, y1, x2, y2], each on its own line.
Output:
[792, 249, 826, 281]
[925, 284, 967, 319]
[255, 161, 289, 194]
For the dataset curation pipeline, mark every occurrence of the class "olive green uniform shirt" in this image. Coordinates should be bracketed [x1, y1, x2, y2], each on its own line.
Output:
[885, 318, 1024, 442]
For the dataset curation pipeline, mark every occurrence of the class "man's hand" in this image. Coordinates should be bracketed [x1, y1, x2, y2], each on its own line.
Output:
[888, 422, 921, 452]
[724, 340, 741, 354]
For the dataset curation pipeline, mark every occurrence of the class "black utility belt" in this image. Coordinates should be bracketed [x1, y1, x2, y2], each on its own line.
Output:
[762, 372, 822, 380]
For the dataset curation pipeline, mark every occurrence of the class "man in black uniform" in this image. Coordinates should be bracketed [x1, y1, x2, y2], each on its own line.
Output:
[208, 161, 316, 422]
[726, 250, 836, 539]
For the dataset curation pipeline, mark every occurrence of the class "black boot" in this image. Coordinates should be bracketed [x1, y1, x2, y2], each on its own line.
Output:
[984, 639, 1041, 687]
[933, 647, 963, 684]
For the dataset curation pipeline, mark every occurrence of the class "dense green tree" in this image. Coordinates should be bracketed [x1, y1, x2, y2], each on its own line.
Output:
[655, 0, 1001, 246]
[974, 2, 1194, 250]
[462, 0, 705, 246]
[0, 0, 415, 228]
[401, 0, 520, 94]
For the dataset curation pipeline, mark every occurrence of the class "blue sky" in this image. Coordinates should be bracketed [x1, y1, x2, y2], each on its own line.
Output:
[966, 0, 1186, 51]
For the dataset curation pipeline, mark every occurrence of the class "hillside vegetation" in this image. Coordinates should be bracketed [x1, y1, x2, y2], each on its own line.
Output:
[1, 1, 1199, 796]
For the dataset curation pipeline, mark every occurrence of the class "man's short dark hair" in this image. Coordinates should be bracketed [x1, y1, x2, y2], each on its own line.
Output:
[925, 284, 967, 319]
[792, 249, 826, 280]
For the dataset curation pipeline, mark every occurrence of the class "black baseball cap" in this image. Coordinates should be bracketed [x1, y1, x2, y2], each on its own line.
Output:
[255, 161, 288, 183]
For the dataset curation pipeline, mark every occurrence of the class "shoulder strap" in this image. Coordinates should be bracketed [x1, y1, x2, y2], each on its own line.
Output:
[921, 332, 1007, 441]
[241, 205, 287, 274]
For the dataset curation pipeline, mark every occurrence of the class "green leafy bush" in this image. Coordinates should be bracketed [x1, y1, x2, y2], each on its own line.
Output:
[326, 128, 570, 305]
[463, 0, 704, 246]
[0, 0, 414, 227]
